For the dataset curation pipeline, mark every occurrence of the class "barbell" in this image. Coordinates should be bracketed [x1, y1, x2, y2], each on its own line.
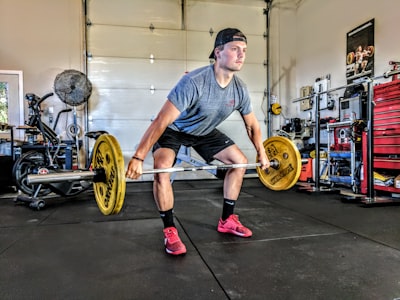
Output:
[27, 134, 304, 215]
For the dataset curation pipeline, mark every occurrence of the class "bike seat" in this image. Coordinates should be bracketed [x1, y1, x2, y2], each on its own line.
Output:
[85, 130, 109, 140]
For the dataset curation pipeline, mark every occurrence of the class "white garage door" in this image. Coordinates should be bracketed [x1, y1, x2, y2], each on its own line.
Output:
[86, 0, 267, 180]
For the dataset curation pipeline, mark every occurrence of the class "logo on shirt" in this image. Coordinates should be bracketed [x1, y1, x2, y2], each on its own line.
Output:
[226, 99, 235, 107]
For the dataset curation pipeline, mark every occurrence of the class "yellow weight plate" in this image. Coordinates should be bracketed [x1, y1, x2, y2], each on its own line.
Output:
[256, 136, 302, 191]
[347, 52, 355, 65]
[91, 134, 126, 215]
[271, 103, 282, 115]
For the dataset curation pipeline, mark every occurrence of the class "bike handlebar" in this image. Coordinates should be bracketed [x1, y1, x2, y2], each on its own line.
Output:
[26, 92, 54, 109]
[38, 92, 54, 106]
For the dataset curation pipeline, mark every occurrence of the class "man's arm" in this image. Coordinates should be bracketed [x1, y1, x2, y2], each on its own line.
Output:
[126, 100, 181, 179]
[242, 112, 270, 169]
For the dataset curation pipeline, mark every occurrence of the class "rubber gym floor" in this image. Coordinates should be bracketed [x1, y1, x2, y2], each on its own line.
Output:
[1, 178, 400, 300]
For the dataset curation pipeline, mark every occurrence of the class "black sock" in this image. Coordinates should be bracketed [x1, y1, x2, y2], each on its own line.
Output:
[221, 198, 236, 221]
[160, 209, 175, 228]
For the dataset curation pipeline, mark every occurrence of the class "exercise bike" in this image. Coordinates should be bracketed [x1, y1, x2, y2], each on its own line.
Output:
[12, 92, 106, 210]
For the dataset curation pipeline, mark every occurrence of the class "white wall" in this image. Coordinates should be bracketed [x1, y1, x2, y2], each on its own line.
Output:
[271, 0, 400, 123]
[0, 0, 84, 140]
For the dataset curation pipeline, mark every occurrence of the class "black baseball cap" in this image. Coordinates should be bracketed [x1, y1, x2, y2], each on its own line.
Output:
[209, 28, 247, 59]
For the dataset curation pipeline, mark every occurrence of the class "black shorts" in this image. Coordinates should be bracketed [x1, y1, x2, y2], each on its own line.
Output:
[153, 127, 235, 163]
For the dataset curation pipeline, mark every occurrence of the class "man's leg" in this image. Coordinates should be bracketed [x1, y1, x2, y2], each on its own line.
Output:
[213, 145, 252, 237]
[153, 147, 187, 255]
[153, 147, 176, 212]
[213, 144, 247, 200]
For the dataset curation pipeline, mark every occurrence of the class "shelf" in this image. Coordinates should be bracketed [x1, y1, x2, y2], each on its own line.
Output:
[329, 151, 362, 159]
[329, 152, 351, 158]
[329, 175, 352, 184]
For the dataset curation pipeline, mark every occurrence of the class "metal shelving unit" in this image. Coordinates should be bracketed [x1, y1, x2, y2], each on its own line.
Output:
[326, 120, 362, 193]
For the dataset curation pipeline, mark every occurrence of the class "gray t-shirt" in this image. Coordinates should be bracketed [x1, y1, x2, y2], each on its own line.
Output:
[167, 65, 252, 136]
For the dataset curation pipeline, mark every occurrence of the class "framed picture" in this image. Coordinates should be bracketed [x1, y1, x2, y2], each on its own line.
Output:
[346, 19, 375, 83]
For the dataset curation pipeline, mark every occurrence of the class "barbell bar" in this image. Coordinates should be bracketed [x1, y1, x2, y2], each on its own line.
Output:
[26, 162, 278, 185]
[26, 134, 305, 215]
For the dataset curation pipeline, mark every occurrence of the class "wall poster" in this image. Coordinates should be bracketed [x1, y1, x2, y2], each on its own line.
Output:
[346, 19, 375, 83]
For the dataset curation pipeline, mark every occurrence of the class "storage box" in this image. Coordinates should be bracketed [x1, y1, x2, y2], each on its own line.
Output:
[299, 158, 312, 182]
[395, 175, 400, 189]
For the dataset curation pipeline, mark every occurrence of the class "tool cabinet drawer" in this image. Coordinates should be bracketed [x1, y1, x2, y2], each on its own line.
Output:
[374, 158, 400, 169]
[374, 144, 400, 154]
[374, 103, 400, 114]
[374, 79, 400, 102]
[374, 135, 400, 145]
[374, 128, 400, 136]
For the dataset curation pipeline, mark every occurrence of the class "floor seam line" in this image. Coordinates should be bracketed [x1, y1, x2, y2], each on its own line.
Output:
[176, 216, 231, 300]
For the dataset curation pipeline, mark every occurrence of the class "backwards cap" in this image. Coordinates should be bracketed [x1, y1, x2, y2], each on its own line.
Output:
[209, 28, 247, 59]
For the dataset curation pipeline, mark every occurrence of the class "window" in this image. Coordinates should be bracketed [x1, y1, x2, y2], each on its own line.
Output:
[0, 71, 24, 140]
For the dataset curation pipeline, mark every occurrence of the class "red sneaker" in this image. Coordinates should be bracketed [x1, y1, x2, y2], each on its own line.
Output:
[217, 214, 252, 237]
[163, 227, 187, 255]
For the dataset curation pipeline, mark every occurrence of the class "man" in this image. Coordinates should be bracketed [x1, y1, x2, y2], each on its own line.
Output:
[125, 28, 269, 256]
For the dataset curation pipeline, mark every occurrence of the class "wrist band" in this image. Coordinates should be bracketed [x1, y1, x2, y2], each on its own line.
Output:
[132, 156, 144, 162]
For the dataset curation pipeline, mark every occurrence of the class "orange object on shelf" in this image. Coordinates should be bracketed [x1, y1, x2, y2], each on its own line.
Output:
[299, 158, 313, 182]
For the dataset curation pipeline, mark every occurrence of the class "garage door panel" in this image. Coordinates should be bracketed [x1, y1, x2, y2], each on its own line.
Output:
[217, 119, 268, 159]
[87, 0, 181, 29]
[86, 0, 267, 181]
[245, 35, 267, 64]
[89, 119, 155, 177]
[89, 119, 151, 151]
[218, 120, 268, 145]
[186, 0, 265, 35]
[87, 25, 186, 60]
[88, 57, 186, 89]
[249, 91, 267, 121]
[89, 88, 168, 120]
[239, 64, 266, 92]
[185, 61, 211, 73]
[185, 31, 215, 62]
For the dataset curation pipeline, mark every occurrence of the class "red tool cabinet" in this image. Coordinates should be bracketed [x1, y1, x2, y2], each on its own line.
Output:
[361, 79, 400, 194]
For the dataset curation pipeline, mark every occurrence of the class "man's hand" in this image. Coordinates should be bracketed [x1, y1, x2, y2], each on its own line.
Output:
[125, 157, 143, 179]
[258, 151, 270, 170]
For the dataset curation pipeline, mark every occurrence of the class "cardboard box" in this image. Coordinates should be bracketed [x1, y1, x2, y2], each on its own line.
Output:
[395, 175, 400, 189]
